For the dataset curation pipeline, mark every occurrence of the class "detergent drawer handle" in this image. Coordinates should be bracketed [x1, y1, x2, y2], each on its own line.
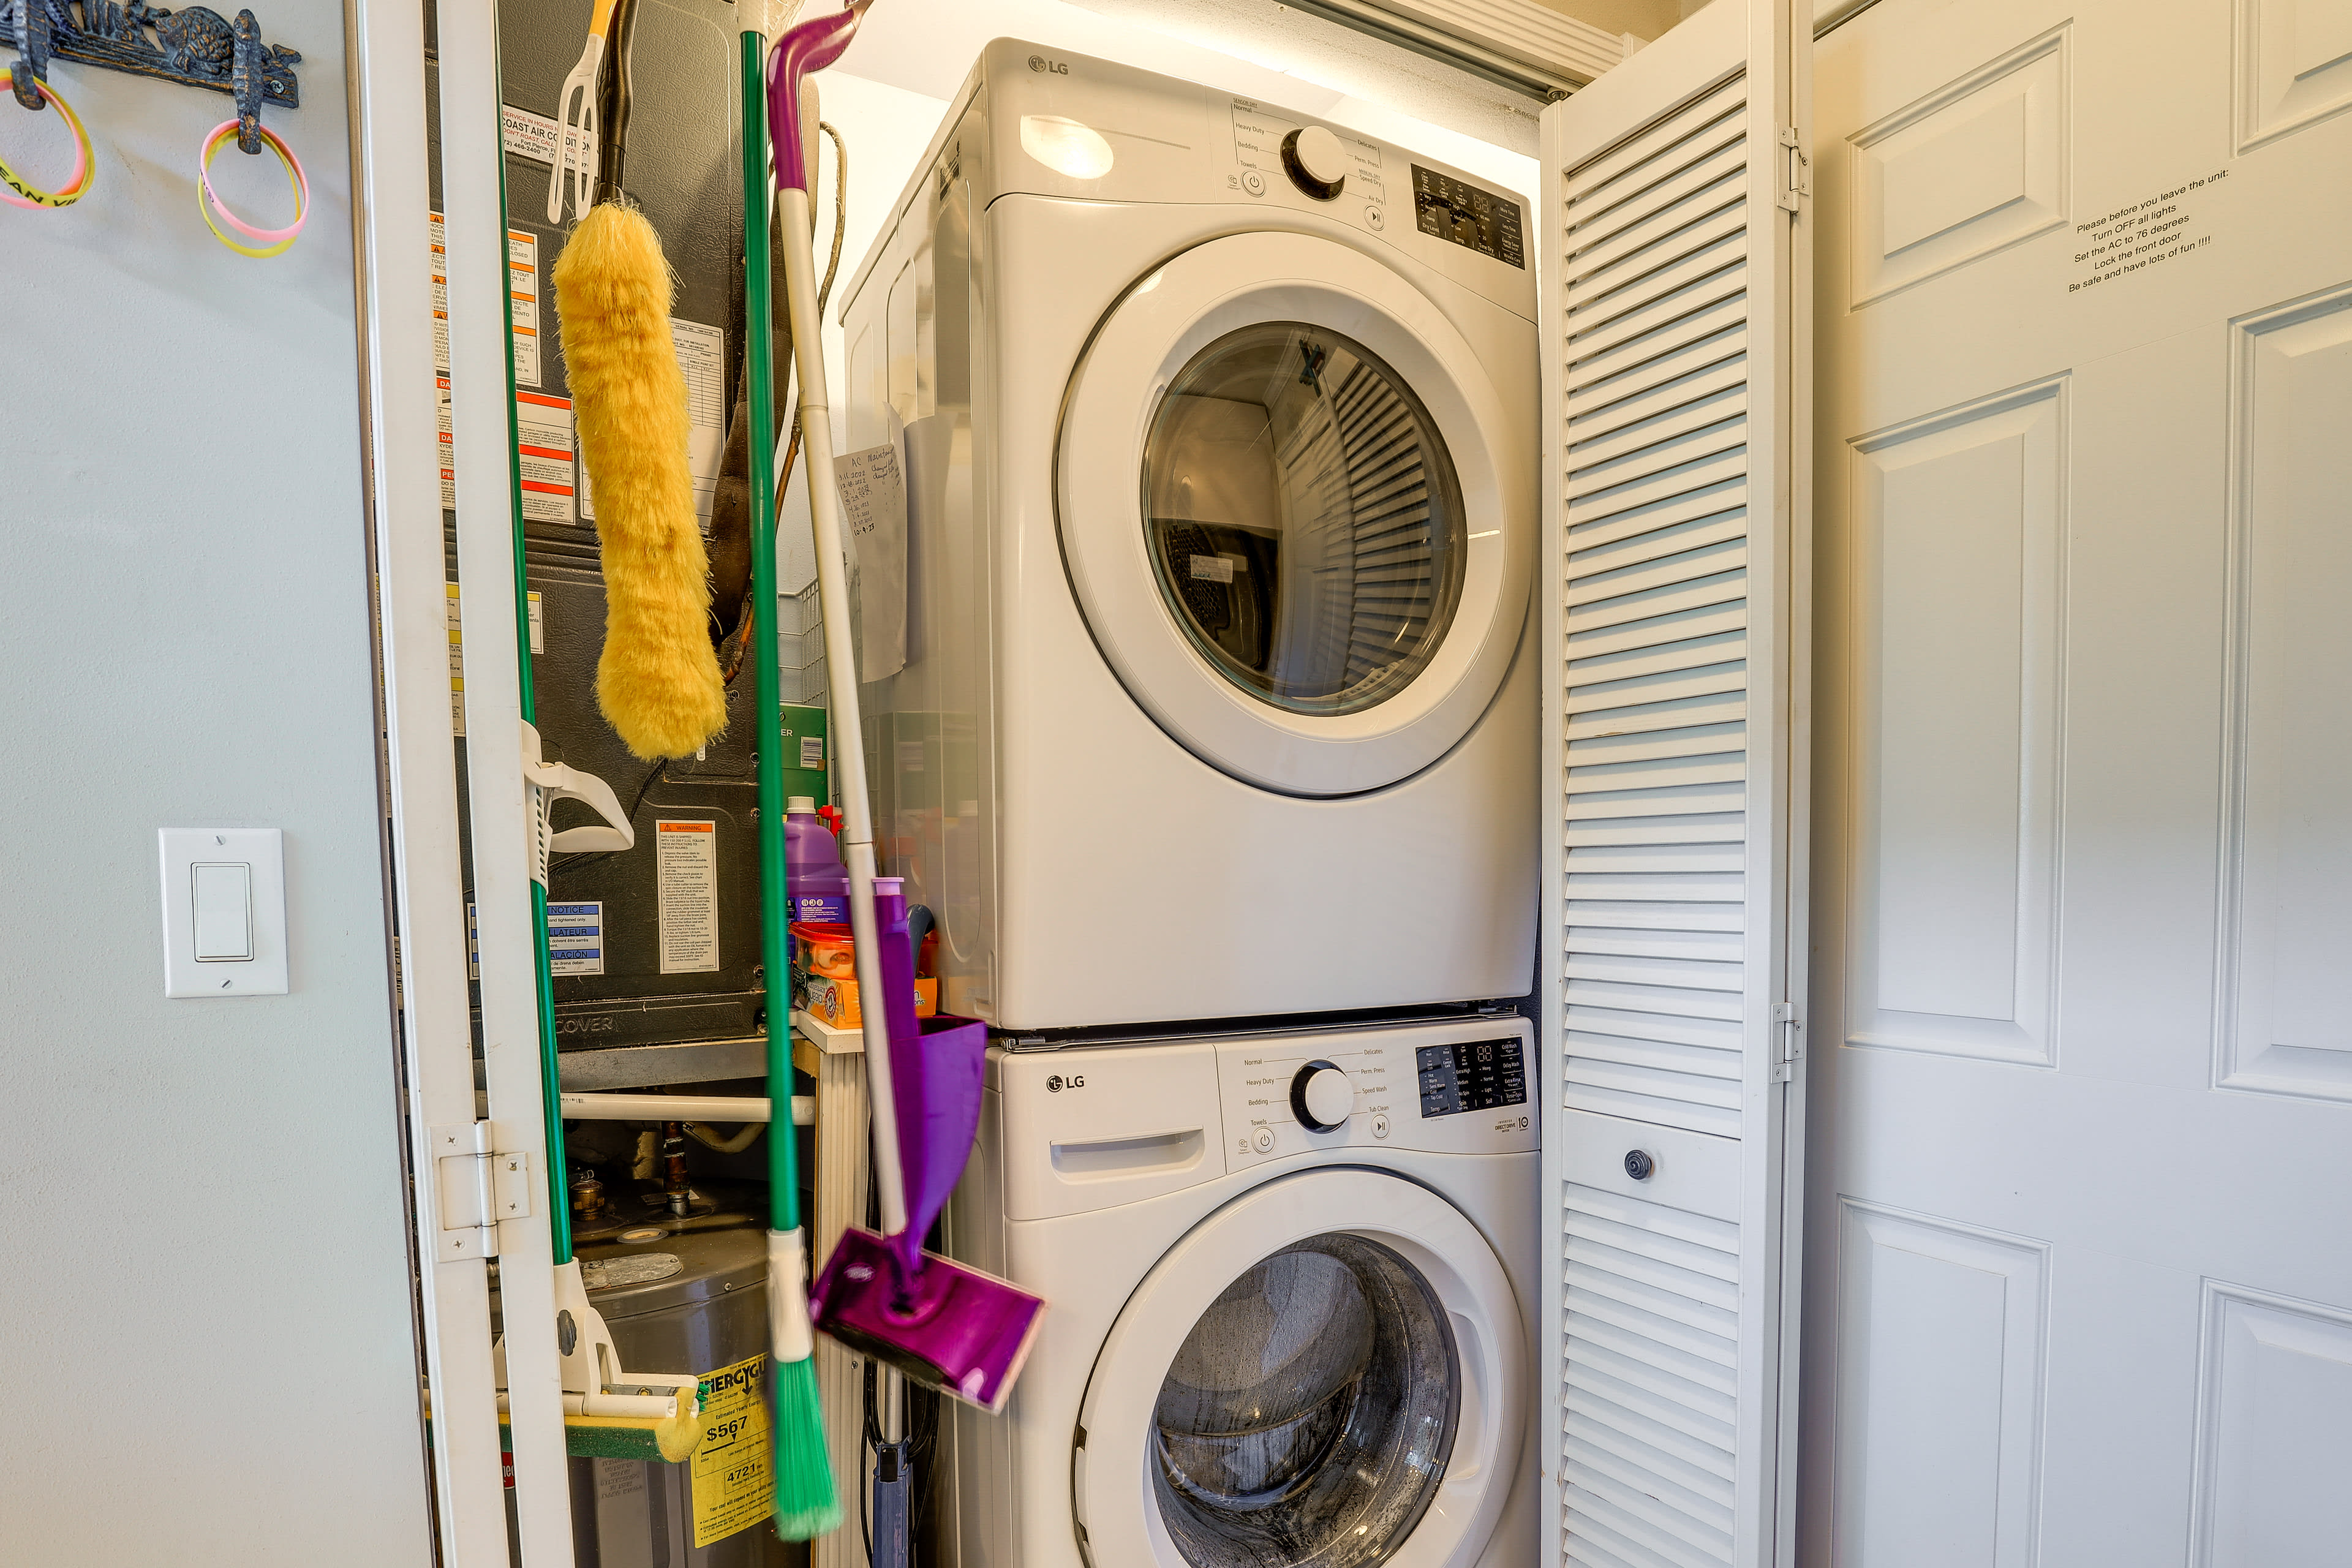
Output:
[1051, 1128, 1206, 1179]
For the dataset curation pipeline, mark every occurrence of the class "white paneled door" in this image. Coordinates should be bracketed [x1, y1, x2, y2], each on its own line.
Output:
[1539, 2, 1812, 1563]
[1809, 0, 2352, 1562]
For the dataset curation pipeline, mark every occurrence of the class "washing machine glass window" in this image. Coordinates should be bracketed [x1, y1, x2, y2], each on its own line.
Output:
[1142, 323, 1466, 718]
[1150, 1233, 1460, 1567]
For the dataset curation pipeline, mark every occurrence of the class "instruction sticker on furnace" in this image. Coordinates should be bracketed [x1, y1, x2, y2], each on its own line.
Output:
[445, 582, 466, 736]
[690, 1353, 772, 1547]
[516, 393, 577, 523]
[656, 820, 719, 974]
[547, 902, 603, 976]
[507, 229, 543, 388]
[581, 318, 723, 529]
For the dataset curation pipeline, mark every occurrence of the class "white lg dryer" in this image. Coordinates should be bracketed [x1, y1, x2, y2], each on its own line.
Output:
[837, 41, 1538, 1031]
[944, 1015, 1540, 1568]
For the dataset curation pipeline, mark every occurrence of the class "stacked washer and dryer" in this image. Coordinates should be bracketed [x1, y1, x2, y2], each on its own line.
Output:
[837, 40, 1540, 1568]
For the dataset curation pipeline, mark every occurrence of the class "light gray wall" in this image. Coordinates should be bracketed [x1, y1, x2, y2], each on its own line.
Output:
[0, 4, 434, 1563]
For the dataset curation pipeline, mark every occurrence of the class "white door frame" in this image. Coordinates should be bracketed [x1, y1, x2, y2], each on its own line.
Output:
[353, 1, 1848, 1562]
[352, 0, 570, 1560]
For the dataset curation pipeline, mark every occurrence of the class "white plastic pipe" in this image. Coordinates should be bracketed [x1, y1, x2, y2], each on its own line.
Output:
[557, 1092, 813, 1125]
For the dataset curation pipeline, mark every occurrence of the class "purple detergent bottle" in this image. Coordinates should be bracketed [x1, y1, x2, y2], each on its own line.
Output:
[784, 795, 851, 925]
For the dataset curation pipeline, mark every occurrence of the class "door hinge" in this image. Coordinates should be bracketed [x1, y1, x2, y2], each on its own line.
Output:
[1771, 1002, 1803, 1082]
[429, 1122, 532, 1260]
[1777, 127, 1811, 212]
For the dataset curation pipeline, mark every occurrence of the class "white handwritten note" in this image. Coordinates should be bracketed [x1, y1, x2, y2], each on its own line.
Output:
[835, 440, 908, 682]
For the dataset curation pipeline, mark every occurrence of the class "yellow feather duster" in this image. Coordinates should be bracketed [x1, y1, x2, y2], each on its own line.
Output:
[552, 203, 728, 760]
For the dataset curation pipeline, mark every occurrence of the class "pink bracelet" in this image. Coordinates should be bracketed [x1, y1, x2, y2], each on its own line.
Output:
[0, 68, 95, 211]
[197, 119, 308, 253]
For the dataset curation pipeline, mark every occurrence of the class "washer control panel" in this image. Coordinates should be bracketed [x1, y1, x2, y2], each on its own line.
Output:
[1216, 1017, 1537, 1167]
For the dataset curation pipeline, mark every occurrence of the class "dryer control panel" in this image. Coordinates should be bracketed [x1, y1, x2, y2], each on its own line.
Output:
[1415, 1036, 1529, 1118]
[1216, 1017, 1537, 1168]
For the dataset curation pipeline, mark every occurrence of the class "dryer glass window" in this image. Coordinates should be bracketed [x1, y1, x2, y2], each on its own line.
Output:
[1142, 325, 1466, 717]
[1150, 1234, 1458, 1567]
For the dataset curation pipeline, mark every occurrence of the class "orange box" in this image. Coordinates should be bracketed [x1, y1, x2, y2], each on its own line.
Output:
[805, 972, 938, 1029]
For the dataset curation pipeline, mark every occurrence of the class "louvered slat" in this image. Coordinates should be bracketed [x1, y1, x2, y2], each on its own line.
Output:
[1561, 1180, 1742, 1567]
[1559, 40, 1754, 1142]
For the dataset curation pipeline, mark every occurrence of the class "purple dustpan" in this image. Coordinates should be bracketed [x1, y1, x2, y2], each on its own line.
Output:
[877, 923, 986, 1286]
[810, 1227, 1046, 1413]
[812, 886, 1046, 1411]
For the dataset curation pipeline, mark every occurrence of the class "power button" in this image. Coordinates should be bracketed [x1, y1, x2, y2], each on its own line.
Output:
[1242, 170, 1267, 197]
[1251, 1126, 1276, 1153]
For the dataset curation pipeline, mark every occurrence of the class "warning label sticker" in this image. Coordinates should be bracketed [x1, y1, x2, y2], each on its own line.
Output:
[431, 213, 455, 508]
[507, 229, 543, 389]
[445, 582, 466, 736]
[690, 1354, 772, 1548]
[657, 820, 719, 974]
[516, 393, 577, 524]
[548, 901, 603, 976]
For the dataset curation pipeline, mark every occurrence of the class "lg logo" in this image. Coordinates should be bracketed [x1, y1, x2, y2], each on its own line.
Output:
[1045, 1074, 1086, 1093]
[1028, 55, 1069, 74]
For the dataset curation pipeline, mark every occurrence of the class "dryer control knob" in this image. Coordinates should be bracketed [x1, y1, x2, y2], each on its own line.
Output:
[1281, 126, 1349, 200]
[1291, 1060, 1354, 1132]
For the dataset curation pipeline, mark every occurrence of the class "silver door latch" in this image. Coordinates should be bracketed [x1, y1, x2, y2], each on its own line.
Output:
[1771, 1001, 1802, 1082]
[1777, 127, 1811, 212]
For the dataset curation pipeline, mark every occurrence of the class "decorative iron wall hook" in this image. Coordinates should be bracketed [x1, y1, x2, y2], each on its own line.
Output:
[0, 2, 299, 121]
[7, 0, 59, 110]
[227, 6, 255, 149]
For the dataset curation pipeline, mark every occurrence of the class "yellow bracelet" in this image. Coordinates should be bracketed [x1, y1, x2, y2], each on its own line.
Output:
[0, 69, 94, 210]
[195, 119, 309, 258]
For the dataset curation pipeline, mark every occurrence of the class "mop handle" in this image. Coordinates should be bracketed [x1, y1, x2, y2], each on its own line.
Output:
[771, 78, 908, 1238]
[775, 189, 907, 1238]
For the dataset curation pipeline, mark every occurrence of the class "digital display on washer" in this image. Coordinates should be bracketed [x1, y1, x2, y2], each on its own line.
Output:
[1417, 1038, 1528, 1117]
[1411, 166, 1525, 269]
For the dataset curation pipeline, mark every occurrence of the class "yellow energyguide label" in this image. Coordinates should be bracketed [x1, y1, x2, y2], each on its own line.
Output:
[690, 1353, 773, 1547]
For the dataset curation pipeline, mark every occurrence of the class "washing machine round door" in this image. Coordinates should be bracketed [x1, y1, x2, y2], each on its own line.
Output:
[1074, 1168, 1526, 1567]
[1057, 232, 1532, 796]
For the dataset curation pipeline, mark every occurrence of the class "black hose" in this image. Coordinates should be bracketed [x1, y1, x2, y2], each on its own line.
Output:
[592, 0, 642, 205]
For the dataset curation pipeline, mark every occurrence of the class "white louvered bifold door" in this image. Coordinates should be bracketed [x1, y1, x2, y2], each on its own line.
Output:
[1536, 3, 1811, 1565]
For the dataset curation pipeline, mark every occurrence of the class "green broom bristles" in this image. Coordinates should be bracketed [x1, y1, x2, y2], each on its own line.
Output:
[769, 1352, 842, 1539]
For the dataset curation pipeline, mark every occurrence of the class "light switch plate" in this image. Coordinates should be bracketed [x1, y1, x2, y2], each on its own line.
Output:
[159, 828, 288, 997]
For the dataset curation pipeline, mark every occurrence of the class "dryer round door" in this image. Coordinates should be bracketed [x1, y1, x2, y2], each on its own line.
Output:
[1057, 232, 1532, 797]
[1074, 1168, 1526, 1568]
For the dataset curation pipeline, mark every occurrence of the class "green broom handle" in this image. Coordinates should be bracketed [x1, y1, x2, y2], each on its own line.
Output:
[487, 75, 576, 1268]
[743, 27, 806, 1241]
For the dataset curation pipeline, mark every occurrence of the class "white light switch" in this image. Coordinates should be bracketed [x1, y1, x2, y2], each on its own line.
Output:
[192, 864, 254, 960]
[160, 829, 287, 997]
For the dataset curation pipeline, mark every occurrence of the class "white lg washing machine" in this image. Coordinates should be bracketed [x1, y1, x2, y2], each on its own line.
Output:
[837, 42, 1538, 1031]
[943, 1015, 1540, 1567]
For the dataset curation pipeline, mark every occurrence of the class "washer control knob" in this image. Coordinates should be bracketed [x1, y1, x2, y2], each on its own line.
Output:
[1291, 1060, 1354, 1132]
[1281, 126, 1348, 200]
